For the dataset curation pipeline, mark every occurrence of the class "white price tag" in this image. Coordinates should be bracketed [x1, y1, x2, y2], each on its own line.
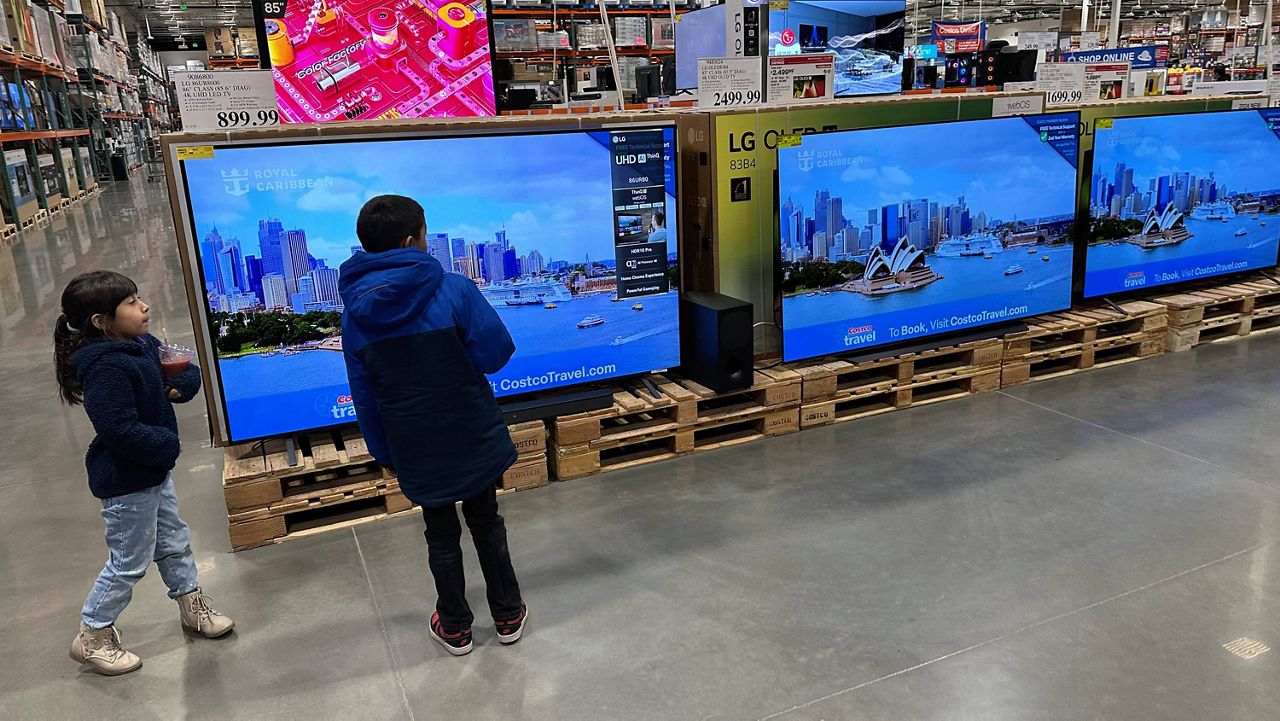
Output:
[698, 57, 763, 108]
[1083, 62, 1130, 102]
[1036, 63, 1086, 107]
[1019, 32, 1058, 52]
[174, 70, 280, 132]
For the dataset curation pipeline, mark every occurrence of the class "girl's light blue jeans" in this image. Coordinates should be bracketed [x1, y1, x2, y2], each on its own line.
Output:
[81, 475, 199, 628]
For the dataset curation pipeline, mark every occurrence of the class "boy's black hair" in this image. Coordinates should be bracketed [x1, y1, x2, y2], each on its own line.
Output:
[357, 195, 426, 253]
[653, 210, 665, 226]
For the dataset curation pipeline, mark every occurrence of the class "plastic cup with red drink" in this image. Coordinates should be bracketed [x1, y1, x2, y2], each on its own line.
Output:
[159, 344, 193, 378]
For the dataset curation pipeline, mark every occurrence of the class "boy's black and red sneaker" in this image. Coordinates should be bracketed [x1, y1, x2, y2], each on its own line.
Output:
[495, 602, 528, 645]
[429, 612, 473, 656]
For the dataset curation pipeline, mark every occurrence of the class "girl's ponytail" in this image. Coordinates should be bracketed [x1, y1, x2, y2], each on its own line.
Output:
[54, 313, 85, 404]
[53, 270, 139, 405]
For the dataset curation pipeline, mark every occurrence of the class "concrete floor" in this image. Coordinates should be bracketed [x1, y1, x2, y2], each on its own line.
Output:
[1, 179, 1278, 720]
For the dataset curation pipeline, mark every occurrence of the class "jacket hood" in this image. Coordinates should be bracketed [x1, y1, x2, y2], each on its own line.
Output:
[72, 337, 145, 381]
[339, 248, 444, 332]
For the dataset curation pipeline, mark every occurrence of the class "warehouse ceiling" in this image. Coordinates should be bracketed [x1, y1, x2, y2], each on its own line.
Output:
[107, 0, 1269, 45]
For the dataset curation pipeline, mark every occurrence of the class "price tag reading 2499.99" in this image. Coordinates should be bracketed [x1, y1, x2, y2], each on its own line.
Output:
[698, 57, 764, 109]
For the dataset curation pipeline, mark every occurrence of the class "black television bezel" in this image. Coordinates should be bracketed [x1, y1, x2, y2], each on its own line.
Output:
[172, 122, 683, 445]
[773, 110, 1082, 364]
[1075, 106, 1280, 302]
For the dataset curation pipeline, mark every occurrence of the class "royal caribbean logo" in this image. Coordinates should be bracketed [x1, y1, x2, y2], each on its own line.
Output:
[796, 150, 815, 172]
[221, 169, 250, 197]
[843, 324, 876, 346]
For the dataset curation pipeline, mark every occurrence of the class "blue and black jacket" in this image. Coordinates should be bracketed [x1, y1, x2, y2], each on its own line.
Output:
[72, 334, 202, 499]
[338, 247, 518, 507]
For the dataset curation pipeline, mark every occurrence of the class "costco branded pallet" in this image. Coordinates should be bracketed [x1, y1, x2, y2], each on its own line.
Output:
[1154, 278, 1280, 351]
[549, 370, 802, 481]
[1000, 300, 1167, 387]
[222, 421, 548, 551]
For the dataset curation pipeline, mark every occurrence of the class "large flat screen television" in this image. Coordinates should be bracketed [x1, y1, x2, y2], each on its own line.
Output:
[173, 125, 679, 443]
[1082, 108, 1280, 297]
[259, 0, 496, 122]
[674, 3, 727, 91]
[768, 0, 906, 97]
[776, 112, 1080, 363]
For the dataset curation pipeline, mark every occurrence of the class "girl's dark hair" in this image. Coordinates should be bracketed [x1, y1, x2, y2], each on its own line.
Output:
[54, 270, 138, 404]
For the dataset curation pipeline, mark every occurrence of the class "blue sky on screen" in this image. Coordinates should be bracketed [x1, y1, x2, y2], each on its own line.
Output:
[183, 132, 626, 267]
[779, 118, 1076, 221]
[1095, 111, 1280, 192]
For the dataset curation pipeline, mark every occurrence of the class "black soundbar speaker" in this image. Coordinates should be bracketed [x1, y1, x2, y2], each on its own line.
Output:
[680, 291, 753, 393]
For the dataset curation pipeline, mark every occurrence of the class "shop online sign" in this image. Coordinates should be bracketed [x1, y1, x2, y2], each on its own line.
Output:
[1060, 45, 1168, 70]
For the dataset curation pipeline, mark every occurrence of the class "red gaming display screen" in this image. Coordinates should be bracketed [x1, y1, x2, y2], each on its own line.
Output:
[262, 0, 496, 122]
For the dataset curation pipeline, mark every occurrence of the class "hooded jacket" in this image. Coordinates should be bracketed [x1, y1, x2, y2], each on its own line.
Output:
[338, 247, 517, 507]
[73, 334, 203, 499]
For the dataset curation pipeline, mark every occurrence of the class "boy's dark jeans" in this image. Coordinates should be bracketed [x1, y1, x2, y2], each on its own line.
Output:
[421, 483, 523, 632]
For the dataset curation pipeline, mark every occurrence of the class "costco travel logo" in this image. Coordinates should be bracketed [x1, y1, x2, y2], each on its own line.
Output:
[1124, 270, 1147, 288]
[843, 324, 876, 346]
[314, 392, 357, 421]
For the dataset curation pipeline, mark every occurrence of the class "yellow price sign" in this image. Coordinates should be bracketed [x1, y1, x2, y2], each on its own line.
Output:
[776, 134, 803, 148]
[1096, 118, 1114, 130]
[175, 145, 214, 160]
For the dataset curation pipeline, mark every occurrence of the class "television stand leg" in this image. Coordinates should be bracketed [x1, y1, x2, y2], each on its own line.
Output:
[640, 376, 662, 400]
[1260, 269, 1278, 283]
[1101, 296, 1125, 313]
[285, 437, 298, 467]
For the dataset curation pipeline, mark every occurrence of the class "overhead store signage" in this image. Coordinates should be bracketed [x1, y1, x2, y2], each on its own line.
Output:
[698, 57, 764, 108]
[767, 54, 835, 105]
[1061, 45, 1169, 70]
[174, 71, 280, 133]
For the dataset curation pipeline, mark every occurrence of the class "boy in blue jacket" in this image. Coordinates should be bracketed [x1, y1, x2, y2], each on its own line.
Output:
[339, 195, 526, 656]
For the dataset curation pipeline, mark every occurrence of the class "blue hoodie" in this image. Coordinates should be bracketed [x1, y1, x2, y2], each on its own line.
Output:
[338, 247, 518, 507]
[72, 334, 202, 499]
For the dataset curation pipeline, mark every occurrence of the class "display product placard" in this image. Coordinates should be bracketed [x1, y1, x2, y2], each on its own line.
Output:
[991, 93, 1045, 117]
[767, 53, 835, 105]
[168, 121, 682, 444]
[257, 0, 495, 122]
[1084, 62, 1130, 101]
[698, 57, 763, 108]
[1083, 108, 1280, 297]
[174, 70, 279, 132]
[775, 112, 1080, 361]
[1036, 63, 1085, 106]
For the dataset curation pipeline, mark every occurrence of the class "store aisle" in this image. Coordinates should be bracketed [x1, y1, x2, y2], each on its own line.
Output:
[1, 179, 1277, 720]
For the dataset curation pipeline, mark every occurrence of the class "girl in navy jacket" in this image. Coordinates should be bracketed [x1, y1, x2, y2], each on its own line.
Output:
[54, 270, 235, 676]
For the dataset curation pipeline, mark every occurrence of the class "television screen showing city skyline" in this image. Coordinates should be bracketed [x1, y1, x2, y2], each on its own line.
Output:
[1083, 109, 1280, 297]
[179, 127, 679, 442]
[776, 112, 1079, 362]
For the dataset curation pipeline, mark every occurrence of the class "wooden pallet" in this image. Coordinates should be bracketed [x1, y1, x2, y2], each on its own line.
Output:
[550, 377, 695, 447]
[901, 338, 1004, 384]
[1157, 278, 1277, 351]
[551, 401, 799, 481]
[498, 454, 549, 494]
[793, 354, 911, 404]
[1091, 331, 1165, 370]
[228, 480, 414, 551]
[1002, 301, 1166, 387]
[801, 369, 1000, 429]
[0, 224, 14, 241]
